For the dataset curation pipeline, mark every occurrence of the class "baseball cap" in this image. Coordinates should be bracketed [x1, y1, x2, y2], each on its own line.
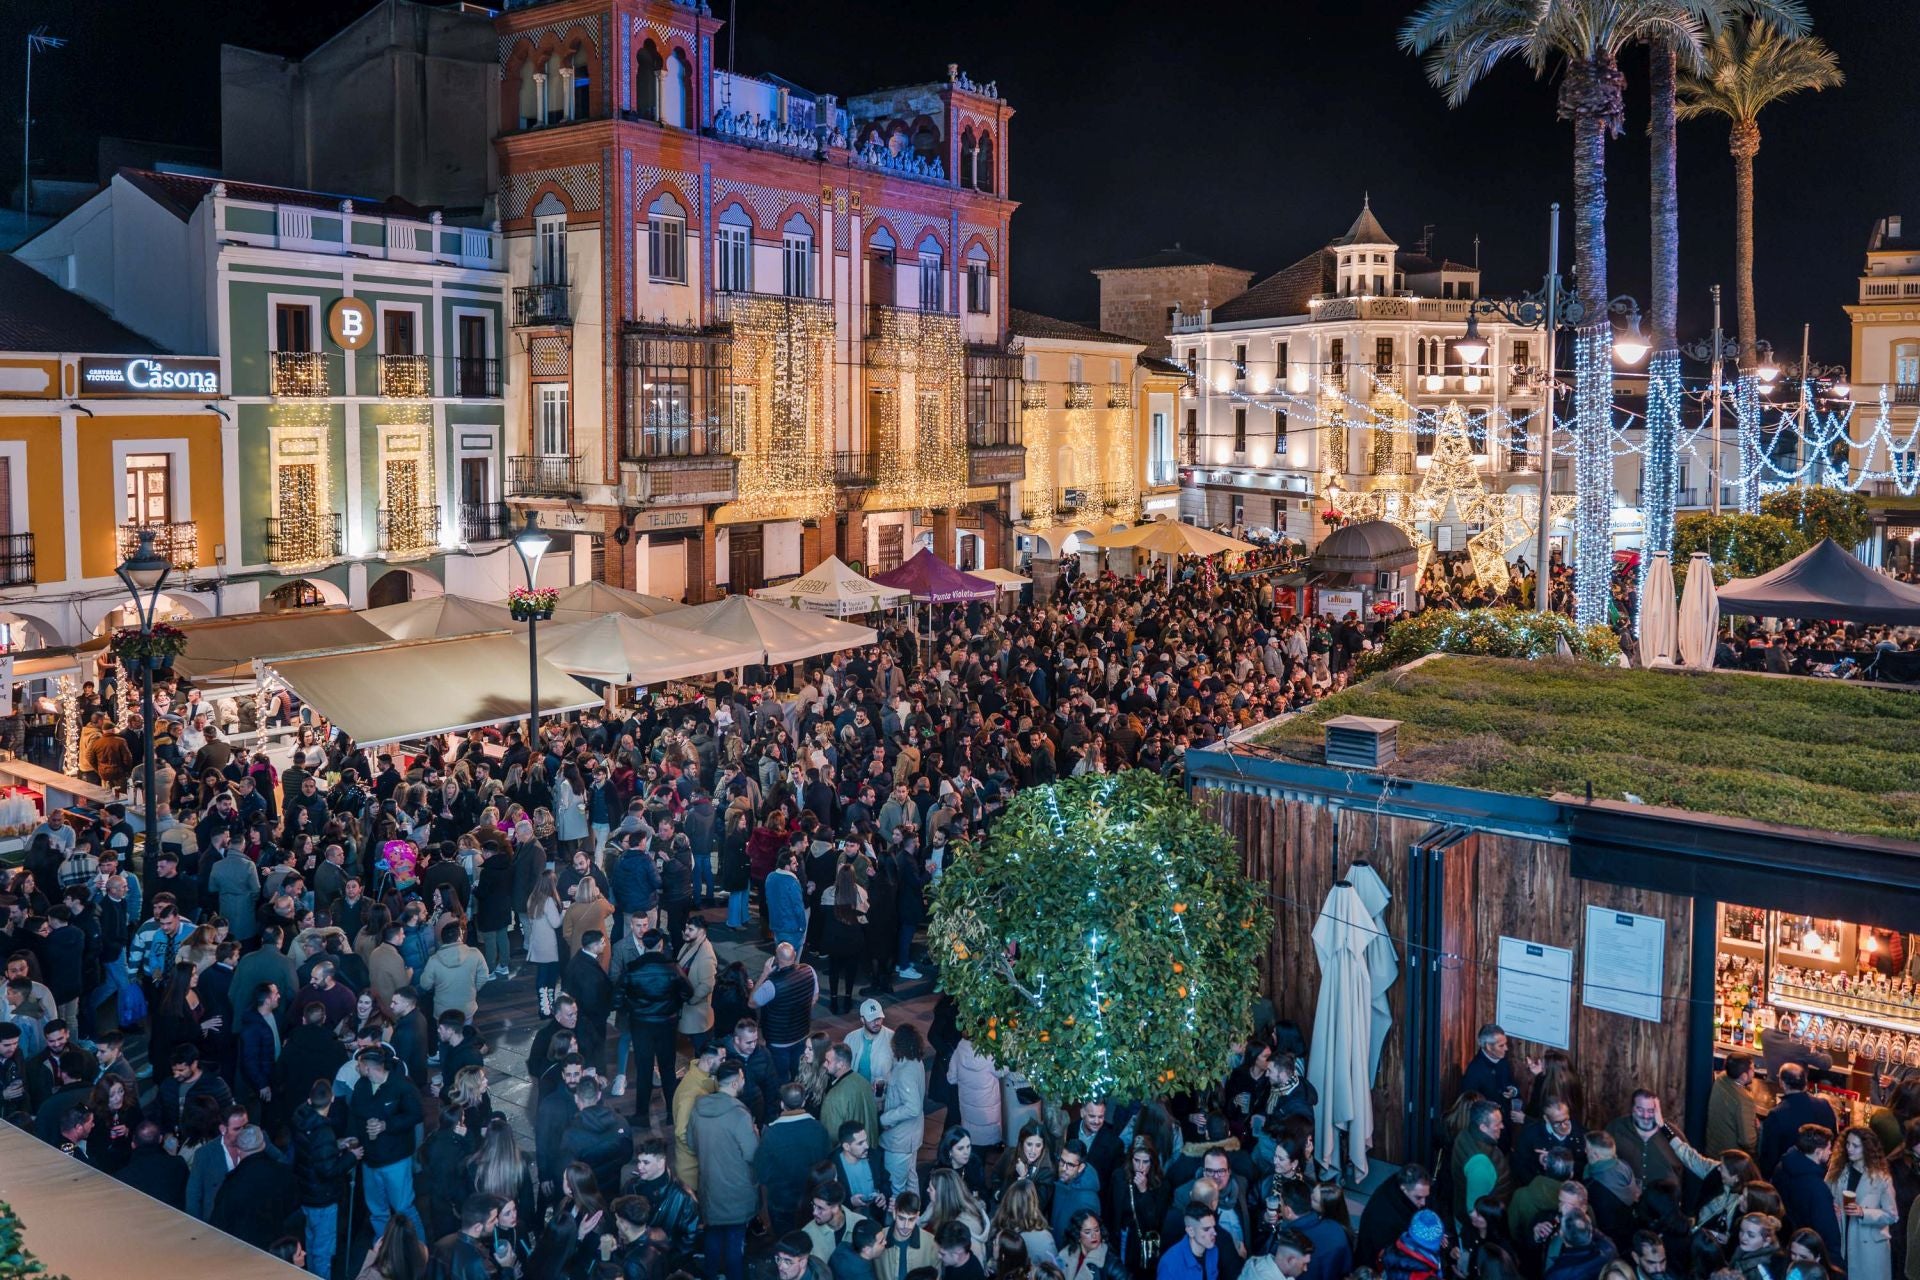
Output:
[858, 998, 884, 1022]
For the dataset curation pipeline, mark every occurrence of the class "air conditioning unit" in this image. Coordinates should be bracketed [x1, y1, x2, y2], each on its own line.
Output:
[1324, 715, 1400, 769]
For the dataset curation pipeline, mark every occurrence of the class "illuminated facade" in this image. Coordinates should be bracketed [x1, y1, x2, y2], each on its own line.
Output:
[495, 0, 1018, 597]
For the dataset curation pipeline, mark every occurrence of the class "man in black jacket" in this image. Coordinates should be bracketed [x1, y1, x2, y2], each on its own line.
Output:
[1354, 1164, 1432, 1269]
[116, 1120, 189, 1209]
[388, 986, 433, 1086]
[564, 931, 616, 1070]
[211, 1124, 300, 1249]
[561, 1074, 635, 1192]
[617, 928, 690, 1124]
[348, 1047, 426, 1237]
[434, 1194, 505, 1280]
[292, 1080, 356, 1280]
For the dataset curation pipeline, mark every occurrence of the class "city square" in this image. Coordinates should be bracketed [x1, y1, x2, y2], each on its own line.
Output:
[0, 3, 1916, 1280]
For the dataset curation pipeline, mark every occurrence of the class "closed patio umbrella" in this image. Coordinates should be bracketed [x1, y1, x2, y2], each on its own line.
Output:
[1638, 551, 1679, 668]
[1307, 880, 1377, 1180]
[1677, 551, 1720, 671]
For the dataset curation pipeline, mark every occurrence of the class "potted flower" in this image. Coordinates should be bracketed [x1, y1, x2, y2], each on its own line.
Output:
[1320, 507, 1345, 530]
[111, 622, 187, 672]
[508, 586, 559, 622]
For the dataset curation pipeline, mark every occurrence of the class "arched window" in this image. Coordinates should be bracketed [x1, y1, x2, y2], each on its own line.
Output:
[715, 204, 752, 293]
[635, 42, 663, 121]
[917, 234, 944, 312]
[975, 133, 994, 193]
[868, 228, 897, 306]
[517, 59, 541, 130]
[911, 121, 942, 166]
[572, 63, 592, 120]
[964, 243, 990, 314]
[544, 53, 572, 124]
[958, 128, 978, 190]
[782, 213, 815, 299]
[663, 51, 692, 128]
[647, 192, 687, 283]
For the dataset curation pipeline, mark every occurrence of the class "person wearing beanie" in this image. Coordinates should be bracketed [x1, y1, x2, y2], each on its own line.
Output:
[1380, 1209, 1447, 1280]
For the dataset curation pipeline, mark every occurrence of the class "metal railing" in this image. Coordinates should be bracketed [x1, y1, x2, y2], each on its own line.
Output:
[0, 533, 34, 587]
[508, 454, 583, 497]
[118, 521, 198, 572]
[447, 356, 502, 398]
[264, 513, 343, 565]
[1056, 481, 1134, 515]
[377, 354, 432, 399]
[377, 504, 441, 555]
[513, 281, 571, 327]
[460, 501, 512, 544]
[967, 422, 1024, 448]
[623, 424, 732, 461]
[271, 351, 331, 397]
[833, 451, 877, 485]
[1896, 384, 1920, 406]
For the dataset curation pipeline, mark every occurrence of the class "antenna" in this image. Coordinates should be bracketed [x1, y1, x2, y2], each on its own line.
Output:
[23, 26, 68, 234]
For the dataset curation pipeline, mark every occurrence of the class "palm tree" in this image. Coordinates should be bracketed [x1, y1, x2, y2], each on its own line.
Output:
[1400, 1, 1712, 627]
[1678, 20, 1841, 510]
[1640, 2, 1804, 603]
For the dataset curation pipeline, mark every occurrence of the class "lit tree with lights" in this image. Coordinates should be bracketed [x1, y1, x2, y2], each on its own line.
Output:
[928, 772, 1271, 1104]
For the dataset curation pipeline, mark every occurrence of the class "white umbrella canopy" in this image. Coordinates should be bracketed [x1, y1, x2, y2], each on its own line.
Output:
[361, 594, 516, 640]
[752, 555, 910, 617]
[654, 594, 877, 665]
[970, 566, 1031, 592]
[1638, 552, 1680, 668]
[1307, 881, 1377, 1180]
[1677, 551, 1721, 671]
[548, 580, 685, 622]
[536, 612, 762, 685]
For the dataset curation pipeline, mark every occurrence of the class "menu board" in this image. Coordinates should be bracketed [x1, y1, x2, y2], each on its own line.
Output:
[1583, 905, 1667, 1024]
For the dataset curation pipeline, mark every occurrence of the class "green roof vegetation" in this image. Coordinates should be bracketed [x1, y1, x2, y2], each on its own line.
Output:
[1256, 656, 1920, 842]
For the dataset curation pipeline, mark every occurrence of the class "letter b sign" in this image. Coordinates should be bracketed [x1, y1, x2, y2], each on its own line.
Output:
[328, 297, 375, 350]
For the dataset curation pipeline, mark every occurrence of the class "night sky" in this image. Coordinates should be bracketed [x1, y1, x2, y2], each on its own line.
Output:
[10, 0, 1917, 362]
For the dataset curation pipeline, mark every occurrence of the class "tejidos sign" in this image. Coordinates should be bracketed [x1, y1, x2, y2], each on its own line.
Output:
[78, 356, 222, 396]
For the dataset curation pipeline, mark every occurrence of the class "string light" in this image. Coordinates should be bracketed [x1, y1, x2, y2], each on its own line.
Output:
[1105, 383, 1140, 525]
[1021, 386, 1054, 527]
[1733, 374, 1763, 513]
[1063, 383, 1098, 509]
[1638, 349, 1682, 621]
[57, 674, 79, 776]
[1571, 327, 1613, 628]
[866, 306, 968, 513]
[725, 295, 838, 522]
[270, 415, 335, 566]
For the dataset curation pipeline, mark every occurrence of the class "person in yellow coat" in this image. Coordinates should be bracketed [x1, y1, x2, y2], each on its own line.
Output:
[673, 1040, 724, 1187]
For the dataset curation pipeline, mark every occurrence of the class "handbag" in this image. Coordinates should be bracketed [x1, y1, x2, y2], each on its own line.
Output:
[116, 980, 148, 1029]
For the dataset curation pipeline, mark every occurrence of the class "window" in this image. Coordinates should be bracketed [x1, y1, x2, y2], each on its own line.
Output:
[535, 213, 568, 285]
[125, 454, 173, 526]
[537, 384, 571, 455]
[1025, 354, 1039, 382]
[635, 43, 663, 120]
[1233, 408, 1247, 454]
[965, 252, 989, 314]
[715, 212, 750, 293]
[917, 236, 944, 311]
[1150, 411, 1175, 485]
[1275, 341, 1289, 385]
[1511, 339, 1531, 372]
[782, 215, 814, 298]
[647, 194, 687, 283]
[1068, 356, 1084, 383]
[1184, 408, 1197, 464]
[1375, 337, 1393, 374]
[1235, 343, 1247, 381]
[383, 309, 416, 355]
[1275, 407, 1288, 453]
[1897, 343, 1920, 387]
[1185, 349, 1198, 375]
[275, 303, 313, 352]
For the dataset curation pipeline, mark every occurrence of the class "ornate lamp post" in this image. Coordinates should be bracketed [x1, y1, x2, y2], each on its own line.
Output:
[508, 513, 554, 749]
[1455, 203, 1646, 611]
[115, 529, 170, 894]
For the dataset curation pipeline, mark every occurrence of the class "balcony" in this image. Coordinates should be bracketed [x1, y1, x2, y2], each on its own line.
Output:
[627, 459, 737, 505]
[1055, 481, 1134, 517]
[1861, 278, 1920, 304]
[377, 504, 441, 556]
[271, 351, 332, 397]
[219, 197, 500, 270]
[377, 353, 432, 400]
[833, 450, 877, 486]
[1896, 384, 1920, 406]
[514, 281, 571, 327]
[624, 423, 732, 462]
[0, 533, 34, 587]
[446, 356, 502, 399]
[966, 437, 1025, 486]
[460, 501, 512, 544]
[118, 521, 198, 572]
[508, 454, 583, 498]
[264, 512, 343, 566]
[1108, 382, 1132, 409]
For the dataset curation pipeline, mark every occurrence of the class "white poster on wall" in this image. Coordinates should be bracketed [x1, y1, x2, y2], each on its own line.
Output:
[1582, 905, 1667, 1023]
[1496, 936, 1574, 1050]
[1319, 589, 1363, 618]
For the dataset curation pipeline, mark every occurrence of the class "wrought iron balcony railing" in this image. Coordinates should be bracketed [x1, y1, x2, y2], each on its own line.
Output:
[507, 454, 583, 498]
[460, 501, 512, 544]
[0, 533, 34, 587]
[447, 356, 502, 398]
[118, 521, 198, 572]
[513, 282, 571, 327]
[271, 351, 332, 398]
[377, 504, 441, 555]
[264, 512, 343, 565]
[377, 353, 432, 400]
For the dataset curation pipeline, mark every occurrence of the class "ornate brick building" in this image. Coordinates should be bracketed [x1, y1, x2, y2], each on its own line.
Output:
[494, 0, 1022, 597]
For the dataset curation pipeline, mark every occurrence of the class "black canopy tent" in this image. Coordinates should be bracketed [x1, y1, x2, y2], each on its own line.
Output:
[1717, 538, 1920, 625]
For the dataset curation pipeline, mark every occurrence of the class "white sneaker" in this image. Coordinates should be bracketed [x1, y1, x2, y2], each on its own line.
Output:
[610, 1073, 628, 1098]
[494, 965, 510, 978]
[897, 965, 923, 980]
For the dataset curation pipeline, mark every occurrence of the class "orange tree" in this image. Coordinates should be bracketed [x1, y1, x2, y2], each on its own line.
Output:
[928, 771, 1270, 1103]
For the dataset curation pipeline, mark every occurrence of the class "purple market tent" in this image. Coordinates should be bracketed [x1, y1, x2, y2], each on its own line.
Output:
[1717, 538, 1920, 625]
[869, 548, 998, 603]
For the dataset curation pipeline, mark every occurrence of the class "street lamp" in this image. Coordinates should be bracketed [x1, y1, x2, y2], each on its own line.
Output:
[509, 512, 553, 748]
[1461, 202, 1646, 611]
[1679, 286, 1745, 516]
[115, 529, 170, 895]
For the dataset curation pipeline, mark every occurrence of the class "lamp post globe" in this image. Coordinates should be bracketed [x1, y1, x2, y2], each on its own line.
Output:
[509, 512, 553, 749]
[115, 527, 171, 896]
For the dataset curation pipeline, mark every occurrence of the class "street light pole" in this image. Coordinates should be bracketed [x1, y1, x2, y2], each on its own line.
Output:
[22, 27, 66, 236]
[509, 513, 554, 751]
[116, 530, 170, 898]
[1680, 288, 1744, 517]
[1532, 205, 1562, 610]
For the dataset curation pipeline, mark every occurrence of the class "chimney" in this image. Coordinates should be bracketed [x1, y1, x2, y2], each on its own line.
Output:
[1891, 215, 1905, 240]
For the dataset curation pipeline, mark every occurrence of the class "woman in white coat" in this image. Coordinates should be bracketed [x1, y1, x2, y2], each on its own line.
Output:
[1829, 1124, 1897, 1280]
[948, 1035, 1005, 1146]
[524, 869, 566, 1018]
[880, 1025, 930, 1198]
[553, 764, 589, 853]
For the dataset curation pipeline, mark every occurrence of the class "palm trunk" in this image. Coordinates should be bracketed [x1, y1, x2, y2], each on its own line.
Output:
[1640, 40, 1682, 614]
[1564, 56, 1620, 630]
[1731, 118, 1762, 511]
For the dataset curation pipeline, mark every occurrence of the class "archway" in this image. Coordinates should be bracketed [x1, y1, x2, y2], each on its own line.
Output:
[266, 578, 349, 612]
[0, 608, 56, 654]
[367, 567, 444, 610]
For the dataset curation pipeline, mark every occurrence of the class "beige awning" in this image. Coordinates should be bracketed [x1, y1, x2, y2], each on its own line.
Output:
[549, 580, 686, 622]
[653, 594, 876, 665]
[263, 632, 600, 746]
[537, 613, 762, 686]
[753, 555, 910, 616]
[969, 566, 1031, 592]
[168, 608, 391, 680]
[362, 594, 517, 639]
[0, 1120, 308, 1279]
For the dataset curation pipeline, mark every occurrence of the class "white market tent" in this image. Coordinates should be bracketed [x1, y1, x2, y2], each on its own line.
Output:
[537, 612, 762, 686]
[361, 593, 517, 639]
[165, 608, 392, 680]
[654, 594, 876, 665]
[549, 580, 685, 622]
[969, 566, 1031, 593]
[260, 632, 600, 746]
[0, 1119, 308, 1279]
[753, 555, 910, 616]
